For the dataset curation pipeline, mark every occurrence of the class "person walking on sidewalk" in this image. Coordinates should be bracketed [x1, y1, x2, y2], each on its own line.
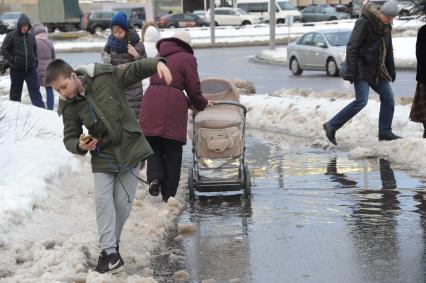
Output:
[323, 1, 401, 145]
[32, 23, 55, 110]
[45, 58, 172, 274]
[101, 12, 147, 119]
[139, 30, 213, 202]
[409, 2, 426, 137]
[0, 14, 45, 108]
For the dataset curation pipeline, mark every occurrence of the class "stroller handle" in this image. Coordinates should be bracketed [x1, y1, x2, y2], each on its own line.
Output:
[210, 100, 248, 116]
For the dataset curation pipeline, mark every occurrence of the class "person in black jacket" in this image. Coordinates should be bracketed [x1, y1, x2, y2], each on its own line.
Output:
[323, 1, 401, 145]
[409, 4, 426, 137]
[0, 14, 45, 108]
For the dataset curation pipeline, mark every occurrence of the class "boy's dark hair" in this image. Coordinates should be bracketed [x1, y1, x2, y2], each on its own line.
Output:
[45, 59, 74, 85]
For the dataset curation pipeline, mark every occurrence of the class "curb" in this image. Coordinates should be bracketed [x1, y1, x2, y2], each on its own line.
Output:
[55, 38, 292, 53]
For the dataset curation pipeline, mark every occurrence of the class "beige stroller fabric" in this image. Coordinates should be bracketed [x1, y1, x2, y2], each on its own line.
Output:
[194, 78, 245, 160]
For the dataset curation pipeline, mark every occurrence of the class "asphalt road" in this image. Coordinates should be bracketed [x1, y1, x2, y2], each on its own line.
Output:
[58, 46, 417, 97]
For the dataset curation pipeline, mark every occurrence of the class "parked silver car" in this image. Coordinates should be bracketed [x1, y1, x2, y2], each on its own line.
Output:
[287, 29, 351, 76]
[0, 12, 21, 31]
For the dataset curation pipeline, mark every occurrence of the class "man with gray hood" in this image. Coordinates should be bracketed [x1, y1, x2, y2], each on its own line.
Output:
[323, 1, 401, 145]
[0, 14, 45, 108]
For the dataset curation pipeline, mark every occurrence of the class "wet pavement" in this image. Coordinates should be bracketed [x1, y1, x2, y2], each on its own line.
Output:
[159, 130, 426, 283]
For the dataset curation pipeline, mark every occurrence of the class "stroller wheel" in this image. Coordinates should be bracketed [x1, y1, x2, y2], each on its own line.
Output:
[188, 168, 195, 200]
[243, 163, 251, 198]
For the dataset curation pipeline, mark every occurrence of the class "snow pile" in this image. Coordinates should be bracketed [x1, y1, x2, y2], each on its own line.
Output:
[0, 101, 77, 232]
[240, 90, 426, 175]
[0, 99, 188, 282]
[256, 37, 417, 69]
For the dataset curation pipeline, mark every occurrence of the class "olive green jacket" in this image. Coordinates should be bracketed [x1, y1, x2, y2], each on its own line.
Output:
[58, 59, 160, 172]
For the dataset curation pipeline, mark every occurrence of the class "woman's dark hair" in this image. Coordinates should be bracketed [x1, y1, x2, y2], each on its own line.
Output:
[45, 59, 73, 85]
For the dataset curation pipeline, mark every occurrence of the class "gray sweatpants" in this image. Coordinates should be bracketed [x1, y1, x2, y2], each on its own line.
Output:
[93, 164, 139, 254]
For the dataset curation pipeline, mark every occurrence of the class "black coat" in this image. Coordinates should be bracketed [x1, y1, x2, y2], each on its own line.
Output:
[0, 14, 37, 71]
[344, 4, 395, 85]
[416, 25, 426, 84]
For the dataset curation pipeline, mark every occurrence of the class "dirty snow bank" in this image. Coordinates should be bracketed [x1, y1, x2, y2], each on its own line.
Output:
[0, 100, 187, 282]
[241, 90, 426, 176]
[0, 101, 78, 233]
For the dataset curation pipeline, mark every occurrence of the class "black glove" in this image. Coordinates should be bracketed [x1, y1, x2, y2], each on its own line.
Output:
[343, 74, 354, 84]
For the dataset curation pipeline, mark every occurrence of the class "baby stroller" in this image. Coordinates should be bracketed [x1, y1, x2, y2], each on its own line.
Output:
[188, 77, 251, 199]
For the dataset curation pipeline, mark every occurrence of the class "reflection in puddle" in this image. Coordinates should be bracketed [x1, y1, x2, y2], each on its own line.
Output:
[181, 196, 252, 282]
[176, 130, 426, 283]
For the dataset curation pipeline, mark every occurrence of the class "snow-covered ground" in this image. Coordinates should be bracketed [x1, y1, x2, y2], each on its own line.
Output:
[257, 36, 417, 69]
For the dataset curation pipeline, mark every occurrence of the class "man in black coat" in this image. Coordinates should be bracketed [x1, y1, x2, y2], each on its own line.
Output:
[323, 1, 401, 145]
[0, 14, 45, 108]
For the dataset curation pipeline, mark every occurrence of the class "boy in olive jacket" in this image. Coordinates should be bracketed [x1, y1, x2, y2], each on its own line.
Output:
[45, 58, 172, 274]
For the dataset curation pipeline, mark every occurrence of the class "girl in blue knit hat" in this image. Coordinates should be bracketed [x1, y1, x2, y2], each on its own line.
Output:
[101, 11, 147, 119]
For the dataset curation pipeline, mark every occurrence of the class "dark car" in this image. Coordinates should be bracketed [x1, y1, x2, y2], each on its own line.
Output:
[301, 5, 350, 22]
[0, 21, 8, 34]
[113, 7, 145, 29]
[156, 13, 209, 28]
[81, 10, 115, 34]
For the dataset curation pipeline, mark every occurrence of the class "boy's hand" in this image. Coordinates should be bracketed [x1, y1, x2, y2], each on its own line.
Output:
[207, 100, 216, 107]
[157, 61, 172, 85]
[79, 134, 97, 151]
[117, 63, 129, 69]
[128, 44, 139, 58]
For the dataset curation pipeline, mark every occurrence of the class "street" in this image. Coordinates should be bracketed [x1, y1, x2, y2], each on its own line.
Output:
[58, 46, 417, 97]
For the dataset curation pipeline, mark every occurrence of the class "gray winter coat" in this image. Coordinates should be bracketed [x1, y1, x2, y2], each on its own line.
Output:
[102, 31, 147, 119]
[343, 4, 396, 85]
[32, 24, 55, 86]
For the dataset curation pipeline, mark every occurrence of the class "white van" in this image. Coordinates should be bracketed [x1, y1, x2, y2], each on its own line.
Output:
[236, 0, 301, 23]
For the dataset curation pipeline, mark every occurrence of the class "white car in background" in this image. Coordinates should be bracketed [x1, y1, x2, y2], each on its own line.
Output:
[237, 0, 302, 23]
[193, 10, 208, 20]
[287, 29, 351, 77]
[206, 7, 263, 26]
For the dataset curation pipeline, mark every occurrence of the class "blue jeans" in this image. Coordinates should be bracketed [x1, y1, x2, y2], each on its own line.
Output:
[45, 86, 54, 110]
[10, 67, 45, 108]
[328, 80, 395, 135]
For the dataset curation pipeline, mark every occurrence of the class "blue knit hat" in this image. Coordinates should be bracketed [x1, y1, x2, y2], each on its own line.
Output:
[111, 12, 129, 31]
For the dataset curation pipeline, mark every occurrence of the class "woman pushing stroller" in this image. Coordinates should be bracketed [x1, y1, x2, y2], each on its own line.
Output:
[139, 30, 214, 202]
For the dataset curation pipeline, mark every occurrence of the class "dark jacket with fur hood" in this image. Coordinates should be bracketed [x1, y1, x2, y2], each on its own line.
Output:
[343, 3, 396, 85]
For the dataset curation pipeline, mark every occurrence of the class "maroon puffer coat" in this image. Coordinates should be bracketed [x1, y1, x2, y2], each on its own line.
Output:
[139, 37, 208, 144]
